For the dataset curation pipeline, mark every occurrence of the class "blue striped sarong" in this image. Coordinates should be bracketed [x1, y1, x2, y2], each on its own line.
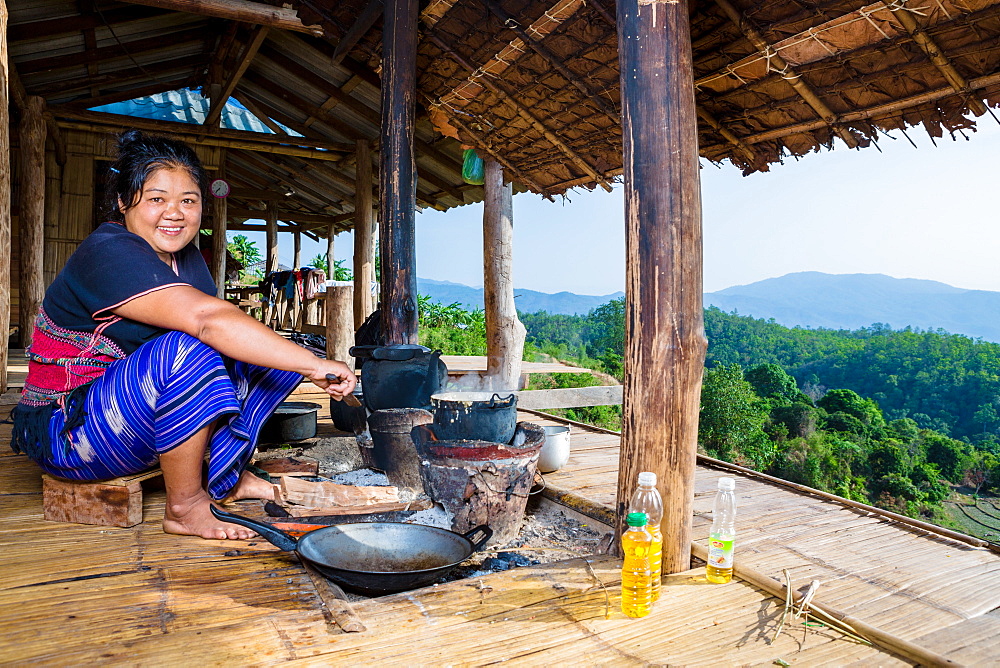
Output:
[33, 331, 302, 499]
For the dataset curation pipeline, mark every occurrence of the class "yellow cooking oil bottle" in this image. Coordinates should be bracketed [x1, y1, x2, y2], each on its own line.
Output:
[629, 472, 663, 600]
[706, 477, 737, 584]
[621, 511, 654, 618]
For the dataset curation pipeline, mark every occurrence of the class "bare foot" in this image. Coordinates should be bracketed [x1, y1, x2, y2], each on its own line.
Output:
[222, 470, 280, 503]
[163, 488, 257, 540]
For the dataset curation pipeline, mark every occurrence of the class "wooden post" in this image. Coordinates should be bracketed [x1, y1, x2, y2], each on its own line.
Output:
[353, 139, 375, 329]
[293, 229, 301, 270]
[211, 155, 227, 299]
[482, 159, 525, 391]
[265, 201, 278, 274]
[378, 0, 418, 345]
[325, 284, 354, 363]
[19, 96, 46, 350]
[326, 223, 336, 279]
[0, 0, 10, 392]
[615, 0, 707, 574]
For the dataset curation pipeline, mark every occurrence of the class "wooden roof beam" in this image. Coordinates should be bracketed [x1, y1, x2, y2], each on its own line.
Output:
[713, 0, 859, 148]
[50, 107, 352, 152]
[8, 6, 170, 41]
[227, 206, 346, 225]
[230, 91, 287, 136]
[30, 54, 206, 99]
[427, 34, 613, 192]
[64, 78, 192, 110]
[696, 106, 755, 165]
[231, 151, 343, 212]
[17, 26, 207, 75]
[886, 0, 988, 117]
[204, 25, 269, 127]
[120, 0, 323, 36]
[331, 0, 382, 65]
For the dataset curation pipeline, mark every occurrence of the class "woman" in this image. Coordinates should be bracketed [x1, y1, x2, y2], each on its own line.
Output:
[10, 130, 356, 540]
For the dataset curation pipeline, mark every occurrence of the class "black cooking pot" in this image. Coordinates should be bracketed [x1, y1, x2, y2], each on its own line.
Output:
[260, 402, 321, 443]
[351, 344, 447, 412]
[211, 507, 492, 595]
[430, 392, 518, 444]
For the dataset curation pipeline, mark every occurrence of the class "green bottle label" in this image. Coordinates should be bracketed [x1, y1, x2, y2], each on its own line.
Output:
[708, 535, 734, 569]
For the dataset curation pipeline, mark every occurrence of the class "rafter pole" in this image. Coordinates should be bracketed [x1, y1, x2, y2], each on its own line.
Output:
[120, 0, 323, 35]
[713, 0, 859, 148]
[204, 25, 269, 127]
[427, 33, 613, 192]
[212, 151, 228, 297]
[696, 106, 756, 164]
[230, 91, 287, 135]
[885, 0, 988, 116]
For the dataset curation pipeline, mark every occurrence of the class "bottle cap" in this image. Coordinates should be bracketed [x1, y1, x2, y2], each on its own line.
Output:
[626, 512, 647, 526]
[637, 471, 656, 486]
[718, 477, 735, 491]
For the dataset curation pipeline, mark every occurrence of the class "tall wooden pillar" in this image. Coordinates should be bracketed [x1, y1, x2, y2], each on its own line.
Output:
[293, 230, 301, 270]
[265, 202, 278, 274]
[19, 96, 46, 350]
[0, 0, 11, 392]
[482, 159, 525, 391]
[615, 0, 707, 573]
[353, 139, 375, 329]
[378, 0, 419, 345]
[326, 223, 336, 279]
[325, 284, 353, 364]
[211, 156, 227, 298]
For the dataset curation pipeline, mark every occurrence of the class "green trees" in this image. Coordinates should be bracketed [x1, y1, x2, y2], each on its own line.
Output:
[699, 364, 775, 470]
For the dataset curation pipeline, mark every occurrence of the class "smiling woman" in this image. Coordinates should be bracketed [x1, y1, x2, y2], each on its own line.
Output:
[9, 130, 358, 541]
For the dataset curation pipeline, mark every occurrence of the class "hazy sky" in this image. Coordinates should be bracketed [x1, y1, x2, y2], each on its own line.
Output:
[237, 117, 1000, 296]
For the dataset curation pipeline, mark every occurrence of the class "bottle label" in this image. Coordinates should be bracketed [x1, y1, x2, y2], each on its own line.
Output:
[708, 535, 734, 569]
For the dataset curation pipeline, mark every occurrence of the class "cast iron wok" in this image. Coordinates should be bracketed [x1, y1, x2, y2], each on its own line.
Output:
[210, 506, 492, 595]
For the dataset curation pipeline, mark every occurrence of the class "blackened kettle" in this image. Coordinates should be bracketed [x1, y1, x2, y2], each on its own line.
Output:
[351, 344, 448, 412]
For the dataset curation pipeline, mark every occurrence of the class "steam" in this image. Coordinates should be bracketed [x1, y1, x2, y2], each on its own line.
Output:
[443, 372, 516, 395]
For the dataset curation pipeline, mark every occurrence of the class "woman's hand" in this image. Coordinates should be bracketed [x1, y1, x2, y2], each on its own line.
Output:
[308, 360, 358, 400]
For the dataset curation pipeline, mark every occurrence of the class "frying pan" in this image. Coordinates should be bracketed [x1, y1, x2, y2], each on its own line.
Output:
[210, 507, 492, 595]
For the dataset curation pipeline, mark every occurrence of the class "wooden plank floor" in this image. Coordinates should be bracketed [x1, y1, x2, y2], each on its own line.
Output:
[527, 410, 1000, 665]
[0, 387, 983, 664]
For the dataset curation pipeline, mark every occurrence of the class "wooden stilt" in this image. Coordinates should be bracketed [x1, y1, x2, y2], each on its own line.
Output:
[293, 230, 301, 271]
[0, 0, 10, 392]
[211, 154, 228, 299]
[264, 201, 279, 327]
[378, 0, 419, 345]
[326, 223, 336, 280]
[325, 284, 353, 364]
[18, 96, 46, 350]
[615, 0, 707, 573]
[353, 139, 375, 329]
[482, 159, 525, 391]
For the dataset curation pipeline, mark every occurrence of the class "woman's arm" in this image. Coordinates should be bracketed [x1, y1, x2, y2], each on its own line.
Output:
[111, 285, 356, 397]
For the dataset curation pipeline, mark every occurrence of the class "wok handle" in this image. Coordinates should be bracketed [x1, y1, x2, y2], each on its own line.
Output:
[210, 506, 299, 552]
[463, 525, 493, 552]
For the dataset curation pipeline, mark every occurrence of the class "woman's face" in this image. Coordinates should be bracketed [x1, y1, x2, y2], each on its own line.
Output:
[122, 165, 202, 262]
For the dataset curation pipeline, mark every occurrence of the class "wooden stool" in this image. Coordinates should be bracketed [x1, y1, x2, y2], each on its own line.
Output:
[42, 468, 164, 528]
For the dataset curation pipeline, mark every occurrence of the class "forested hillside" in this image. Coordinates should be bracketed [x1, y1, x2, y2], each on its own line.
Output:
[419, 295, 1000, 529]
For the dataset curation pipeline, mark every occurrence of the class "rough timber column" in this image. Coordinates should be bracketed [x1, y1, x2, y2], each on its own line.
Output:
[353, 139, 375, 329]
[615, 0, 707, 573]
[483, 159, 525, 391]
[265, 201, 278, 274]
[19, 96, 46, 350]
[211, 156, 227, 298]
[0, 0, 10, 392]
[378, 0, 419, 344]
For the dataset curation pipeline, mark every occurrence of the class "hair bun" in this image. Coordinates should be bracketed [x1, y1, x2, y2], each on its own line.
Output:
[117, 128, 145, 149]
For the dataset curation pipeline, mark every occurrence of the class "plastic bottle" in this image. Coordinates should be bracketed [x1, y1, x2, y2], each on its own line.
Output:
[620, 511, 654, 618]
[629, 472, 663, 600]
[706, 477, 737, 584]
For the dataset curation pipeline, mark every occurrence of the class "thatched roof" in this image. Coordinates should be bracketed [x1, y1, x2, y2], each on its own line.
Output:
[10, 0, 1000, 227]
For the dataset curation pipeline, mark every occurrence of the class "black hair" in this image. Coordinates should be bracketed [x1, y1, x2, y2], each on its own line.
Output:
[102, 129, 210, 223]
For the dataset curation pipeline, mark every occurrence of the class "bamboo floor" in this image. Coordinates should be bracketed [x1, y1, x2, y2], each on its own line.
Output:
[0, 388, 991, 665]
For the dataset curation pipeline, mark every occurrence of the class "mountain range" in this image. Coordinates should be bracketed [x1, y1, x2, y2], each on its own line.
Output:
[704, 272, 1000, 343]
[418, 272, 1000, 343]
